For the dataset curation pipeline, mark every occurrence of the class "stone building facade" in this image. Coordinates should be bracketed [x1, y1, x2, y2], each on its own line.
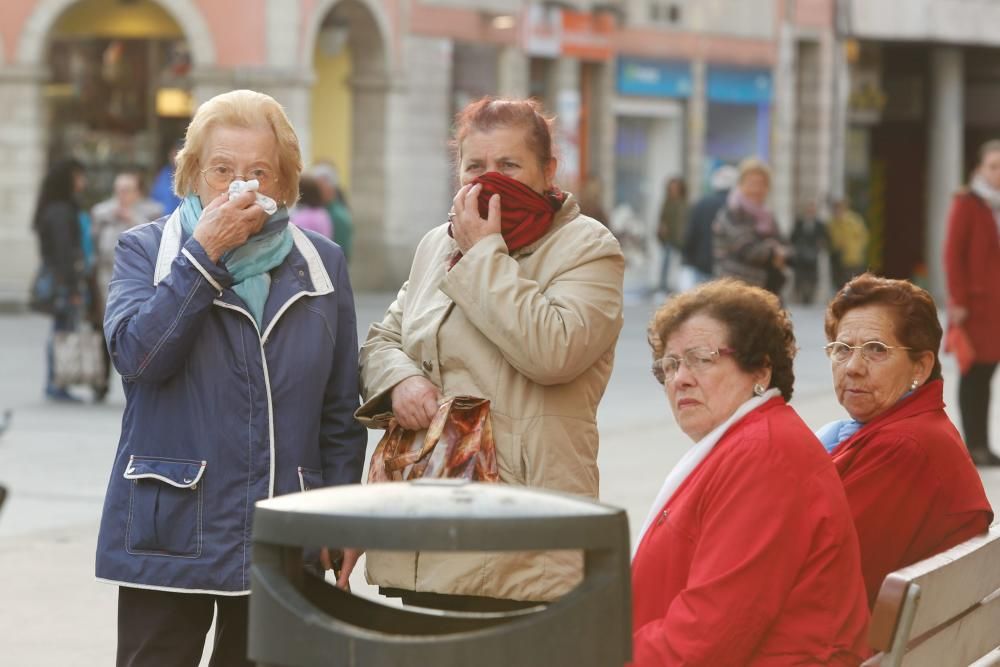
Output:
[0, 0, 839, 301]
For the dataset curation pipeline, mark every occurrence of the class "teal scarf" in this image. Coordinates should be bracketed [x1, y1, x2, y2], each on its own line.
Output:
[178, 194, 293, 328]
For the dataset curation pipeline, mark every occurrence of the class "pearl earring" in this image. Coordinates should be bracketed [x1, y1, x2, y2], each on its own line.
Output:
[753, 383, 765, 396]
[910, 379, 919, 390]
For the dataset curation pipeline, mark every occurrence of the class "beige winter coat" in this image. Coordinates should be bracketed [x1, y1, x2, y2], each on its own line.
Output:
[356, 194, 625, 602]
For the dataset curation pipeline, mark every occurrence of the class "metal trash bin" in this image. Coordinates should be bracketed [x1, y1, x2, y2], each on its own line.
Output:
[249, 480, 631, 667]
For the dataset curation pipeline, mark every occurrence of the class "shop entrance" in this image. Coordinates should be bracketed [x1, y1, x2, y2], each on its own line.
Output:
[44, 0, 193, 208]
[613, 98, 683, 295]
[309, 0, 389, 286]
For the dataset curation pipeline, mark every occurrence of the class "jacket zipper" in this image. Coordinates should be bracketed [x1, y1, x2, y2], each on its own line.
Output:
[213, 300, 278, 499]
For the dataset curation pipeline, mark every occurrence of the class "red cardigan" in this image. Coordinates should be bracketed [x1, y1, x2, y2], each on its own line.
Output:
[943, 190, 1000, 361]
[832, 379, 993, 606]
[631, 398, 870, 667]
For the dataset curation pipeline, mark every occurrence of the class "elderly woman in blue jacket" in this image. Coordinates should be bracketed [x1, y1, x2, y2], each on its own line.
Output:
[94, 89, 367, 666]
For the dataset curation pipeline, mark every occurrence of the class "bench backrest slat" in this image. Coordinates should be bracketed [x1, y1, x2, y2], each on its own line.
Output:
[868, 526, 1000, 663]
[901, 590, 1000, 667]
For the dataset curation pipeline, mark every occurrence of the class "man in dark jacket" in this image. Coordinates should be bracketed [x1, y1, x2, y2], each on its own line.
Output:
[681, 165, 738, 284]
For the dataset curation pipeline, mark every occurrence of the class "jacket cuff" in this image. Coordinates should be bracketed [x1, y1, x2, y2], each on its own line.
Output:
[181, 237, 233, 294]
[442, 233, 507, 291]
[355, 369, 425, 428]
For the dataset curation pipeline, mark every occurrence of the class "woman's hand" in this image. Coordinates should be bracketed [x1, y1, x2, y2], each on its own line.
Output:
[193, 190, 269, 262]
[320, 547, 364, 591]
[391, 375, 441, 430]
[451, 183, 501, 253]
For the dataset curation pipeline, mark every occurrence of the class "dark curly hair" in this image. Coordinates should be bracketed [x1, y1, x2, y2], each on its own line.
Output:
[825, 273, 942, 383]
[647, 278, 797, 400]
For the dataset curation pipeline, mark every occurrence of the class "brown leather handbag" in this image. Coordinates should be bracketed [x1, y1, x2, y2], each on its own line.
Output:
[367, 396, 499, 483]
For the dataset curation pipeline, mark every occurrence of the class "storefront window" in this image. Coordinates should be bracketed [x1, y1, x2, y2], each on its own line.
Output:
[46, 38, 190, 208]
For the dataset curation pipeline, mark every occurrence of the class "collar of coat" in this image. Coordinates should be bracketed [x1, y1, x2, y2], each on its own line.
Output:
[152, 206, 334, 295]
[831, 378, 945, 457]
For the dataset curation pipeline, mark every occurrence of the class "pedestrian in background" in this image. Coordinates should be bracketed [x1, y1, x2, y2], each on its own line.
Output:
[290, 174, 333, 238]
[943, 139, 1000, 466]
[790, 199, 827, 304]
[95, 89, 367, 666]
[827, 198, 868, 288]
[90, 171, 163, 399]
[632, 279, 869, 665]
[712, 158, 789, 296]
[91, 171, 163, 310]
[655, 176, 687, 294]
[681, 164, 736, 286]
[150, 140, 182, 215]
[309, 161, 353, 259]
[357, 96, 624, 611]
[817, 274, 993, 606]
[32, 157, 89, 402]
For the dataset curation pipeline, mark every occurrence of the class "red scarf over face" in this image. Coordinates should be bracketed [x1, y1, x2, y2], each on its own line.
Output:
[448, 172, 565, 265]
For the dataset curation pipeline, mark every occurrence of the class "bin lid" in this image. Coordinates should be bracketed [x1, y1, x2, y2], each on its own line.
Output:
[253, 481, 629, 552]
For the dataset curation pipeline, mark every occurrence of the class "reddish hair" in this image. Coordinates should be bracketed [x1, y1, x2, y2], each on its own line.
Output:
[452, 97, 556, 171]
[824, 273, 943, 382]
[648, 278, 797, 401]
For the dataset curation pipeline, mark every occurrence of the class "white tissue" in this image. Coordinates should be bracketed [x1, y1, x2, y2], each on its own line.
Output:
[228, 179, 278, 215]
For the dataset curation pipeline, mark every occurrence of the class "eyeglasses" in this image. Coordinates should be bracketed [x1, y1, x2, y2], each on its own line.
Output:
[652, 347, 735, 385]
[824, 340, 911, 364]
[200, 164, 277, 191]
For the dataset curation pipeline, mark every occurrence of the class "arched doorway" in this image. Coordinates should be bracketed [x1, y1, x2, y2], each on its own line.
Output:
[43, 0, 195, 208]
[308, 0, 390, 288]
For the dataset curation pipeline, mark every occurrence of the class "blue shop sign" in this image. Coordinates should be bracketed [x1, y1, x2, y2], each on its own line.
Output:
[707, 67, 772, 104]
[617, 58, 692, 98]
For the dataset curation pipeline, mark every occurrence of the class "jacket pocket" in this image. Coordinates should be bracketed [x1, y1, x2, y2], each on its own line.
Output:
[124, 456, 206, 558]
[297, 466, 324, 492]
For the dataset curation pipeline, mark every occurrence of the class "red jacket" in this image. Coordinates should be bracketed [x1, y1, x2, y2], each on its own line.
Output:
[943, 190, 1000, 361]
[832, 379, 993, 606]
[631, 399, 870, 666]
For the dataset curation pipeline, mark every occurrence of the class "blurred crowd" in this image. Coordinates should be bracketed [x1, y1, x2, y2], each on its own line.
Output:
[30, 148, 353, 403]
[601, 158, 872, 307]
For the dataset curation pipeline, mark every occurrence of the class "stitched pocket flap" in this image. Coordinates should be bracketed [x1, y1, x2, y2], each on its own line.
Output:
[124, 457, 206, 489]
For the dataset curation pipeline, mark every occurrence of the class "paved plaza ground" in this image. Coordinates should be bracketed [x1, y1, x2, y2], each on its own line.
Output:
[2, 292, 1000, 664]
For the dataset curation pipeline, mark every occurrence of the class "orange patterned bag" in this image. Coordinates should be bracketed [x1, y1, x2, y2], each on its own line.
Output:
[367, 396, 499, 483]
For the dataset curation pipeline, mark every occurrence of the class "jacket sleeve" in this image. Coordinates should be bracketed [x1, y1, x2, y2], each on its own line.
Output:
[944, 195, 972, 308]
[837, 434, 939, 606]
[631, 444, 812, 666]
[104, 230, 233, 385]
[357, 279, 427, 422]
[440, 231, 625, 386]
[319, 255, 368, 485]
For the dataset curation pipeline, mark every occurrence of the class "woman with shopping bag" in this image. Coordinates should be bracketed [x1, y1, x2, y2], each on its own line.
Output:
[355, 97, 625, 612]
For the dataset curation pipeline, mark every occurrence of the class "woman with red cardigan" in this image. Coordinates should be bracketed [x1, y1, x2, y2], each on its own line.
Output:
[816, 274, 993, 606]
[944, 140, 1000, 466]
[631, 279, 869, 666]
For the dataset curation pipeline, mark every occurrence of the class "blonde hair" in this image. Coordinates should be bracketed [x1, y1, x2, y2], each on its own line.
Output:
[174, 89, 303, 206]
[737, 157, 771, 185]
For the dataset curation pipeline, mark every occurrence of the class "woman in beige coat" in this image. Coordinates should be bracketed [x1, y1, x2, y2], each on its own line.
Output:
[355, 97, 625, 611]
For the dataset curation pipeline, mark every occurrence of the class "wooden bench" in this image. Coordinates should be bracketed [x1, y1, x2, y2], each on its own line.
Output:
[864, 525, 1000, 667]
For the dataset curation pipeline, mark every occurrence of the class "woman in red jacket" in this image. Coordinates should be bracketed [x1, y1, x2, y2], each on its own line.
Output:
[817, 273, 993, 606]
[943, 140, 1000, 466]
[631, 279, 869, 666]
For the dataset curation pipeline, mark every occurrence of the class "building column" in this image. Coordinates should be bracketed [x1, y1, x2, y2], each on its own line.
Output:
[0, 65, 48, 304]
[497, 46, 529, 98]
[771, 20, 797, 235]
[549, 56, 582, 189]
[687, 60, 707, 196]
[377, 36, 454, 289]
[926, 47, 963, 300]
